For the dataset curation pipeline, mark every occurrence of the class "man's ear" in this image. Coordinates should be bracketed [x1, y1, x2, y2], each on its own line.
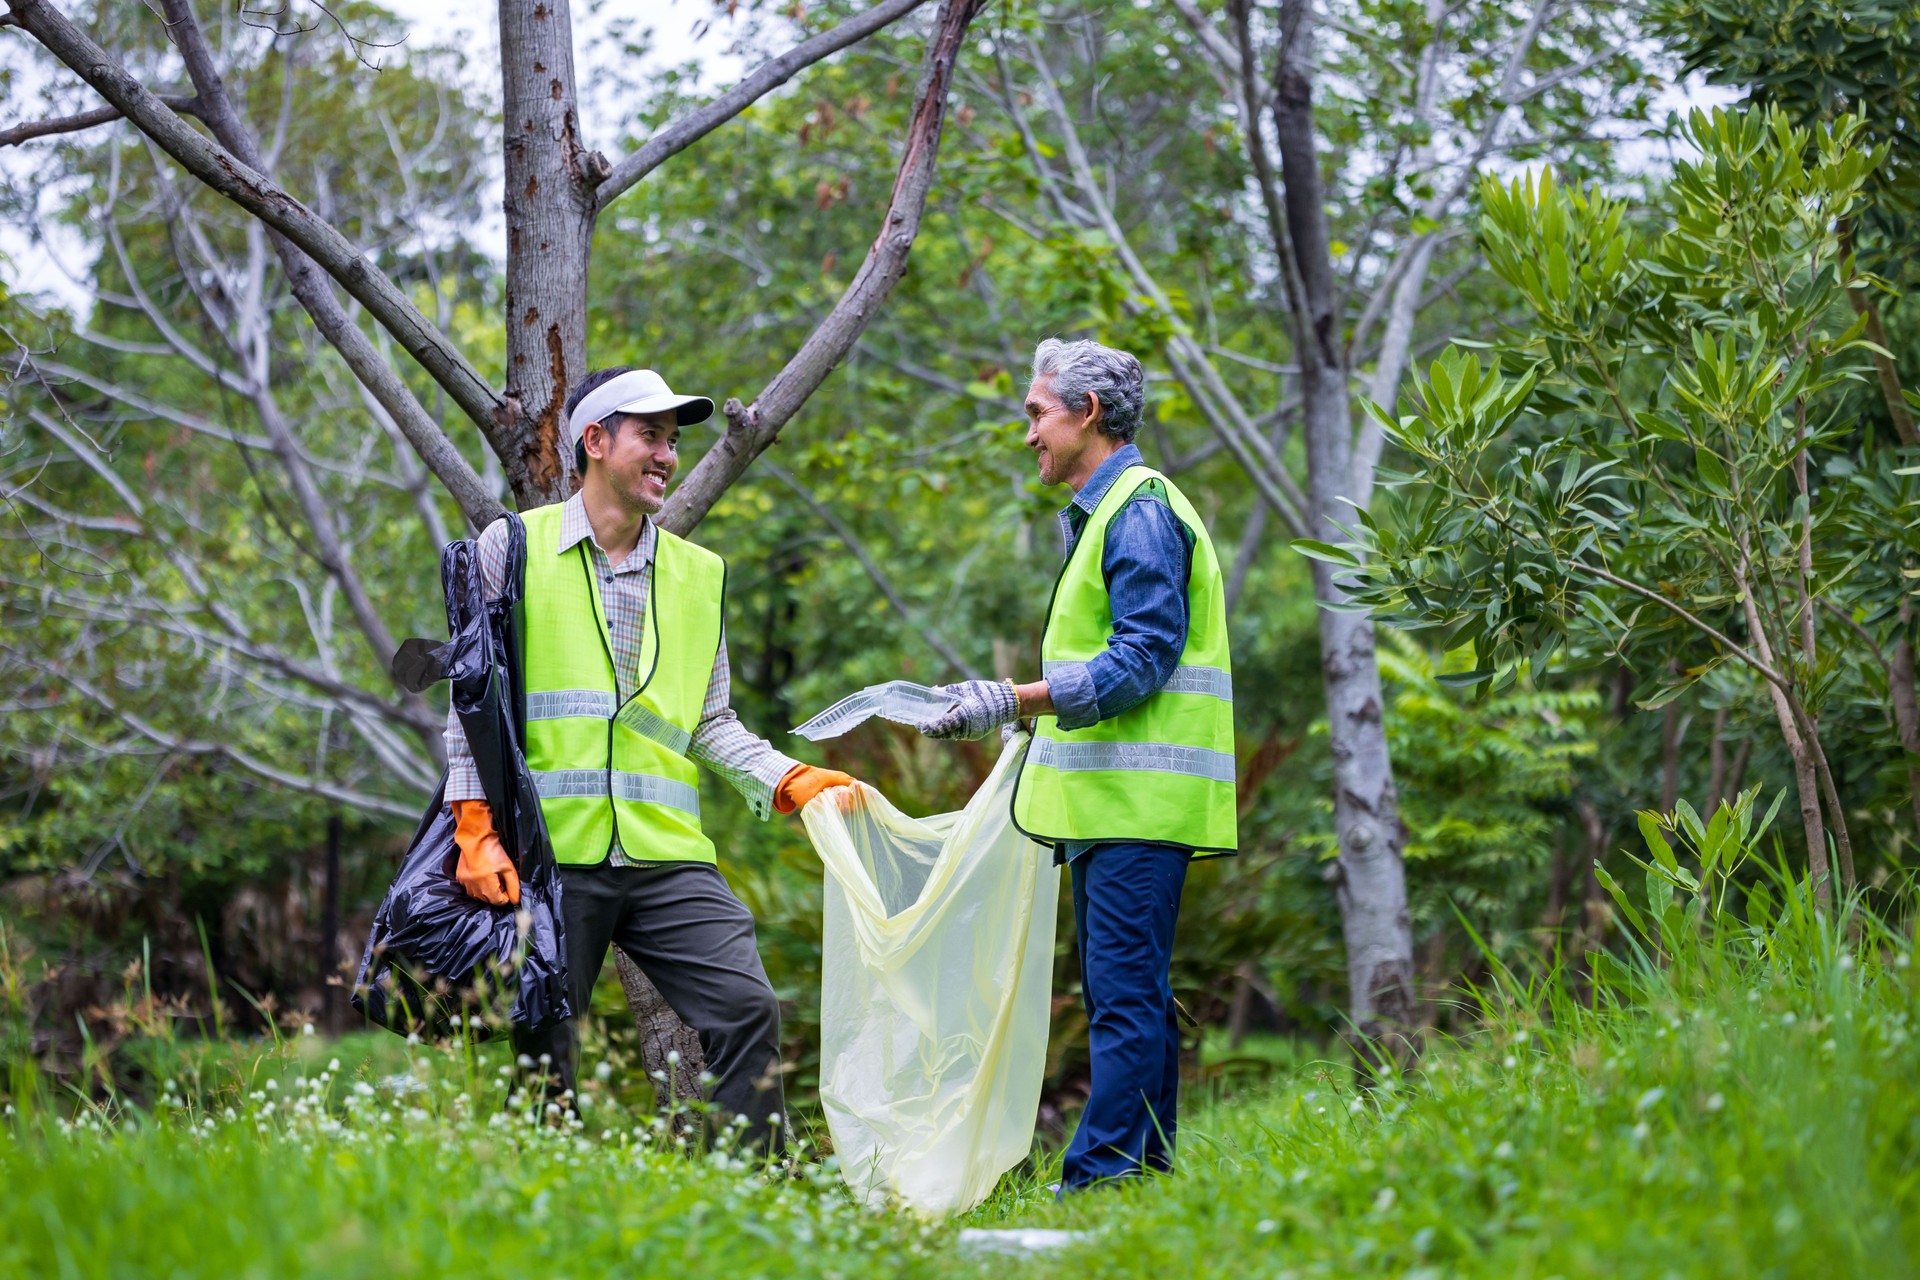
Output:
[1083, 390, 1104, 434]
[581, 420, 606, 462]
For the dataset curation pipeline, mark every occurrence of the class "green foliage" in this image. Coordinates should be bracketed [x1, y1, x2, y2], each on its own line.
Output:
[1, 0, 1855, 1107]
[1376, 633, 1599, 936]
[6, 878, 1918, 1276]
[1647, 0, 1920, 284]
[1337, 106, 1911, 875]
[1289, 630, 1598, 954]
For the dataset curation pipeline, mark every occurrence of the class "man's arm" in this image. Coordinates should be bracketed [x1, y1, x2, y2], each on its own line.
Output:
[688, 631, 803, 820]
[923, 491, 1194, 740]
[1042, 492, 1194, 730]
[443, 518, 512, 803]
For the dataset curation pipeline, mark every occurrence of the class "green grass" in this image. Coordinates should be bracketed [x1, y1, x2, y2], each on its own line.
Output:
[6, 888, 1918, 1278]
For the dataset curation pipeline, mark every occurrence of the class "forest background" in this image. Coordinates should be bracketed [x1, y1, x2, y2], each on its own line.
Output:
[1, 0, 1916, 1132]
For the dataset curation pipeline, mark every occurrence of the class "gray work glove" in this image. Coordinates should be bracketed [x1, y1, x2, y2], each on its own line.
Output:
[917, 679, 1020, 741]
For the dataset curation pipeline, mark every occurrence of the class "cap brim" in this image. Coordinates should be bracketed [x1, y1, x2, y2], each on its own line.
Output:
[610, 392, 714, 426]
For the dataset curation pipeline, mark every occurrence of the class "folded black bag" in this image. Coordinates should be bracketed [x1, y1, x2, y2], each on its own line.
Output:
[353, 514, 569, 1036]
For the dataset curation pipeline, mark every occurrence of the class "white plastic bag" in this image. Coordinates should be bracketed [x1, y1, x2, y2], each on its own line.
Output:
[801, 733, 1058, 1217]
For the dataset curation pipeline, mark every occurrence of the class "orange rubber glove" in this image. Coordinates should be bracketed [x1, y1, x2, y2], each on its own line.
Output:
[773, 764, 856, 814]
[451, 799, 520, 906]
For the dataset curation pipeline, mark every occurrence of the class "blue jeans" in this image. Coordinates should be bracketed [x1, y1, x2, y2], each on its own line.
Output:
[1061, 842, 1190, 1190]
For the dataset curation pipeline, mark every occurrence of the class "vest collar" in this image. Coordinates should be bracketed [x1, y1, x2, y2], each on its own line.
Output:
[1066, 443, 1144, 517]
[555, 493, 657, 569]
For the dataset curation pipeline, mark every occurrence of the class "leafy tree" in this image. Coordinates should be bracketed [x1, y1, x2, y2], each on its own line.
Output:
[1649, 0, 1920, 829]
[1329, 107, 1897, 905]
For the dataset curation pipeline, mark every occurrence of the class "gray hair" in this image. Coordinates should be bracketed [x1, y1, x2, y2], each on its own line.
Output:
[1032, 338, 1145, 443]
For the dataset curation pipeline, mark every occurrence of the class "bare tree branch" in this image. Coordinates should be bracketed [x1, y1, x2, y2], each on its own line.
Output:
[659, 0, 985, 535]
[156, 0, 504, 527]
[595, 0, 930, 214]
[21, 406, 442, 743]
[1013, 35, 1313, 537]
[2, 644, 422, 819]
[8, 0, 525, 501]
[0, 93, 198, 146]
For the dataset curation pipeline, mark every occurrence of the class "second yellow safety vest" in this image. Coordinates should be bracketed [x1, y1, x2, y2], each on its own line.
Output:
[1011, 466, 1239, 854]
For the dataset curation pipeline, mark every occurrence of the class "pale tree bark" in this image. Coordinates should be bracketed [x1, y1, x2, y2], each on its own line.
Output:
[157, 0, 503, 529]
[612, 947, 707, 1124]
[660, 0, 986, 536]
[0, 94, 201, 145]
[1239, 0, 1415, 1058]
[1734, 555, 1832, 905]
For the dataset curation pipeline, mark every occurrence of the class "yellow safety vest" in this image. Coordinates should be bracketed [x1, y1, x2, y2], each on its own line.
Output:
[519, 503, 724, 865]
[1012, 466, 1238, 854]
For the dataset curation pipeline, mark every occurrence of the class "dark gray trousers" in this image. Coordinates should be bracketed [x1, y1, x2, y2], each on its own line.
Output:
[512, 862, 785, 1134]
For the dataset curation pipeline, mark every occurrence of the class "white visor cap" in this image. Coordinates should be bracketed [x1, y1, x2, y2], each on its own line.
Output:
[566, 369, 714, 447]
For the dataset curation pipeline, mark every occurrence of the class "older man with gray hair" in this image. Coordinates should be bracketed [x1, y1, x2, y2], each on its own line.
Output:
[916, 338, 1238, 1192]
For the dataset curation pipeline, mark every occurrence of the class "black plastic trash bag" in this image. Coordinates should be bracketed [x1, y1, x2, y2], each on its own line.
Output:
[352, 514, 569, 1037]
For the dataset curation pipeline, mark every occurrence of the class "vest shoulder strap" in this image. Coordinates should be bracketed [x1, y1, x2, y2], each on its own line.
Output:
[654, 524, 724, 574]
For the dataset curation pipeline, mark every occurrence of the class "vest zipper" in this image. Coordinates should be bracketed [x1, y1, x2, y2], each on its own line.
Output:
[578, 539, 670, 864]
[578, 544, 622, 863]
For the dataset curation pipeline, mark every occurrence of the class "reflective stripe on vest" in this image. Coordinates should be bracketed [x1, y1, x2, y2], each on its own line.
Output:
[530, 768, 702, 818]
[1012, 466, 1239, 854]
[526, 688, 694, 756]
[1041, 660, 1234, 702]
[519, 503, 726, 865]
[1025, 738, 1237, 784]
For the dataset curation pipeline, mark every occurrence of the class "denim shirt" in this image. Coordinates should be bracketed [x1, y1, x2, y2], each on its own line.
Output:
[1043, 444, 1196, 861]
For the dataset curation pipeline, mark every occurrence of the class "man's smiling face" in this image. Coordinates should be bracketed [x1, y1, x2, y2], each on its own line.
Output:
[584, 409, 679, 515]
[1024, 374, 1102, 488]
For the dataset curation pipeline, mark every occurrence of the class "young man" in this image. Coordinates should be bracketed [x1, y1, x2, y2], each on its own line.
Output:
[915, 338, 1236, 1191]
[445, 365, 852, 1137]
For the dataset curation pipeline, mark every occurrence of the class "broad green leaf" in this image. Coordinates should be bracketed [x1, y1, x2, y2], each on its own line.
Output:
[1638, 811, 1681, 875]
[1694, 447, 1732, 494]
[1594, 864, 1646, 936]
[1646, 870, 1674, 929]
[1290, 539, 1361, 567]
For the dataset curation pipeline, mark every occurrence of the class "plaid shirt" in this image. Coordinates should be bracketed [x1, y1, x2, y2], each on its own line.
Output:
[443, 495, 799, 861]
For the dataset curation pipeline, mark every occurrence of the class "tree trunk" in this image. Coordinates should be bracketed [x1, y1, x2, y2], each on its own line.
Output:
[1226, 960, 1256, 1051]
[1660, 702, 1682, 814]
[1893, 604, 1920, 838]
[1704, 707, 1730, 813]
[1839, 219, 1918, 447]
[1270, 0, 1416, 1060]
[499, 0, 601, 508]
[322, 812, 342, 1034]
[1736, 562, 1830, 906]
[1573, 797, 1612, 970]
[1848, 292, 1918, 446]
[1726, 734, 1753, 803]
[612, 947, 707, 1125]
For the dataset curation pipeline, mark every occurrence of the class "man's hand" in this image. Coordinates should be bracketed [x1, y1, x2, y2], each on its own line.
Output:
[775, 764, 858, 814]
[451, 799, 521, 906]
[917, 679, 1020, 741]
